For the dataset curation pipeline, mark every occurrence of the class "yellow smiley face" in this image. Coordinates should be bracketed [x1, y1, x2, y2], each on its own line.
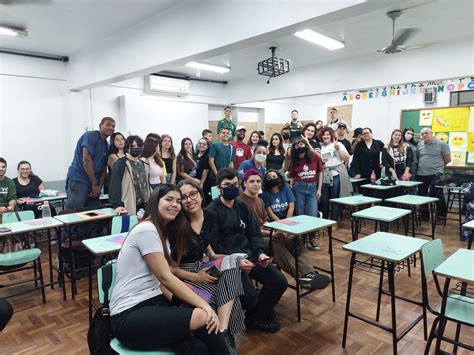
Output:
[451, 134, 465, 147]
[435, 132, 449, 142]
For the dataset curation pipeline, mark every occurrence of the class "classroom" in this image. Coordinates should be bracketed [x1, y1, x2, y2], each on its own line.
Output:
[0, 0, 473, 354]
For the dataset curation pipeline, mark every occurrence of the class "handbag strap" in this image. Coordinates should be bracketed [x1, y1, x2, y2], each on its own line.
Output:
[14, 211, 22, 222]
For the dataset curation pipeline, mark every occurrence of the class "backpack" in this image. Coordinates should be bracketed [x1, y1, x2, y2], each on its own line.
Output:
[87, 262, 114, 355]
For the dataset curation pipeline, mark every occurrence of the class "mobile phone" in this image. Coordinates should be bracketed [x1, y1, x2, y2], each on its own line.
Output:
[256, 257, 272, 266]
[0, 227, 12, 233]
[85, 212, 99, 217]
[206, 266, 222, 278]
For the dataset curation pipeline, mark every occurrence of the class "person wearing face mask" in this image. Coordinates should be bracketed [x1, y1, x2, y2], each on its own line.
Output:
[289, 136, 324, 251]
[230, 126, 253, 170]
[207, 168, 287, 333]
[110, 135, 151, 216]
[237, 144, 267, 182]
[280, 127, 291, 151]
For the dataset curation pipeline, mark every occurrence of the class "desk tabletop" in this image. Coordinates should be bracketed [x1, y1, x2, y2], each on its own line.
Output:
[386, 194, 439, 206]
[352, 205, 411, 222]
[350, 178, 367, 183]
[434, 185, 462, 192]
[434, 249, 474, 283]
[396, 180, 423, 187]
[82, 232, 127, 256]
[0, 217, 63, 237]
[264, 215, 336, 235]
[54, 208, 117, 225]
[343, 232, 428, 262]
[361, 183, 398, 191]
[330, 195, 382, 206]
[463, 220, 474, 230]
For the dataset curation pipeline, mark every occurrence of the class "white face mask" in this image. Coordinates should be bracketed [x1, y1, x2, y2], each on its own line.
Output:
[404, 133, 413, 141]
[254, 154, 266, 163]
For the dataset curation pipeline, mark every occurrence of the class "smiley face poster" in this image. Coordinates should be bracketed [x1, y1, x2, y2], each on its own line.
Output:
[449, 132, 467, 151]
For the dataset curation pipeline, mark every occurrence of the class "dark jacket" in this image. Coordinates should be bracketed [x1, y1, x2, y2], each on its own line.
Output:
[206, 197, 265, 262]
[351, 139, 384, 179]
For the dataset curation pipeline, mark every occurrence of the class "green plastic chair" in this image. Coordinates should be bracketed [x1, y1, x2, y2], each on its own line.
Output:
[211, 186, 220, 199]
[421, 240, 474, 354]
[2, 210, 35, 223]
[97, 261, 174, 355]
[111, 215, 138, 235]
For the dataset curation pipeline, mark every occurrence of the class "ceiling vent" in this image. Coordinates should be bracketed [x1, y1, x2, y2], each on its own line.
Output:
[257, 46, 290, 84]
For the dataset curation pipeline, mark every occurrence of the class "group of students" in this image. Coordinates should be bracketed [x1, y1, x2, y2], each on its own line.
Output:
[0, 106, 463, 353]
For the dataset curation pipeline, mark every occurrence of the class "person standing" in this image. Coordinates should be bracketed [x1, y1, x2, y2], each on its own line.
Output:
[382, 129, 413, 181]
[326, 107, 348, 131]
[416, 127, 451, 198]
[160, 134, 177, 184]
[66, 117, 115, 209]
[351, 127, 384, 179]
[336, 123, 352, 155]
[266, 133, 286, 172]
[283, 110, 303, 141]
[230, 126, 252, 170]
[217, 106, 236, 141]
[280, 127, 291, 151]
[209, 128, 235, 177]
[0, 158, 16, 217]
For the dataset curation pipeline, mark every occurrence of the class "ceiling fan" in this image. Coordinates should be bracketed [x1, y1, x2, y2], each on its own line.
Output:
[377, 10, 431, 54]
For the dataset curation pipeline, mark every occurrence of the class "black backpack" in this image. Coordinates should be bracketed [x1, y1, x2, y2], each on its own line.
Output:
[87, 262, 114, 355]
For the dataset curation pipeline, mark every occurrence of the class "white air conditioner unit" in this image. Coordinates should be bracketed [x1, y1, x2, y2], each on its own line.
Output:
[423, 87, 436, 104]
[145, 75, 190, 95]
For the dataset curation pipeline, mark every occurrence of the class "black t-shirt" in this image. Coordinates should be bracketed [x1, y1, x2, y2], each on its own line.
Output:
[338, 138, 352, 155]
[178, 209, 214, 264]
[289, 121, 302, 140]
[266, 154, 285, 170]
[194, 152, 210, 180]
[163, 157, 173, 174]
[13, 175, 43, 198]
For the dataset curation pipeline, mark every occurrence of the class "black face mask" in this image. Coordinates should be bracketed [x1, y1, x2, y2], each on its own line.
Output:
[130, 147, 143, 158]
[282, 133, 290, 140]
[295, 146, 307, 155]
[268, 178, 280, 187]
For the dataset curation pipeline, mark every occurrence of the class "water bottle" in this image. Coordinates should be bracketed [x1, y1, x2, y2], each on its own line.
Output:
[370, 170, 376, 184]
[41, 201, 52, 218]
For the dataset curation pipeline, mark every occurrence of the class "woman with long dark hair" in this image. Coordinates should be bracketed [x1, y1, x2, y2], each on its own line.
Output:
[402, 127, 419, 178]
[140, 135, 166, 190]
[160, 134, 177, 184]
[110, 185, 233, 354]
[289, 136, 324, 250]
[266, 133, 285, 172]
[195, 138, 214, 205]
[107, 132, 126, 170]
[246, 131, 261, 154]
[110, 135, 150, 215]
[14, 160, 48, 218]
[176, 137, 199, 184]
[172, 179, 245, 349]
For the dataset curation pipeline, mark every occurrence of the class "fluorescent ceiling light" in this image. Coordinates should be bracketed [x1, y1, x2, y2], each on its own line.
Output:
[185, 62, 230, 74]
[294, 29, 344, 50]
[0, 26, 27, 38]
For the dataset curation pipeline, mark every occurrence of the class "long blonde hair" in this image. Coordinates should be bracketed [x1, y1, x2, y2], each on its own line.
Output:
[387, 129, 405, 155]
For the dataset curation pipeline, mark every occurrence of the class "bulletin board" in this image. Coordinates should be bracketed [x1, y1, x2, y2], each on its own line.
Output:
[400, 106, 474, 168]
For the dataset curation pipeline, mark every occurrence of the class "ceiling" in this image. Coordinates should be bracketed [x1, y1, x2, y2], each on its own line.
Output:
[0, 0, 182, 55]
[163, 0, 474, 82]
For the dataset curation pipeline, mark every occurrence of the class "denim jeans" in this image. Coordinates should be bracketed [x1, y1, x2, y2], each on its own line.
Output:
[293, 180, 318, 216]
[321, 175, 340, 220]
[65, 179, 99, 210]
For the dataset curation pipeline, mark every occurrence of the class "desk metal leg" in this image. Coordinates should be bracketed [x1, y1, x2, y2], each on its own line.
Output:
[342, 253, 356, 348]
[354, 217, 360, 241]
[411, 208, 416, 238]
[388, 263, 398, 355]
[294, 235, 301, 322]
[376, 260, 385, 322]
[458, 194, 462, 238]
[88, 253, 93, 322]
[434, 278, 451, 354]
[47, 229, 54, 289]
[57, 228, 67, 301]
[328, 226, 336, 303]
[430, 202, 437, 240]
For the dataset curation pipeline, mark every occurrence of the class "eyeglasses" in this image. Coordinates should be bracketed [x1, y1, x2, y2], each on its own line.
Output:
[182, 190, 200, 202]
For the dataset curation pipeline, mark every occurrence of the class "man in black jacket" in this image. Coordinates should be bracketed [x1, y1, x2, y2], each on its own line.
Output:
[207, 168, 287, 333]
